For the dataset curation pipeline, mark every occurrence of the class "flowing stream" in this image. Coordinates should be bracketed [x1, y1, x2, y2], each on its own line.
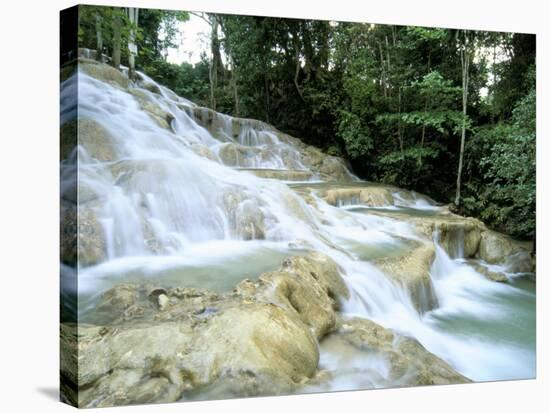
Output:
[61, 59, 535, 395]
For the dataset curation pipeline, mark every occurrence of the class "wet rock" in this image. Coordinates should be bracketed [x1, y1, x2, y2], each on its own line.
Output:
[66, 252, 348, 406]
[241, 168, 314, 181]
[77, 118, 117, 162]
[76, 202, 107, 267]
[158, 294, 169, 311]
[321, 186, 394, 207]
[254, 253, 349, 339]
[332, 318, 470, 385]
[467, 260, 508, 283]
[79, 59, 129, 89]
[317, 157, 354, 182]
[374, 241, 438, 313]
[189, 143, 220, 162]
[220, 189, 266, 240]
[128, 88, 174, 130]
[479, 230, 533, 272]
[72, 302, 318, 407]
[235, 199, 265, 240]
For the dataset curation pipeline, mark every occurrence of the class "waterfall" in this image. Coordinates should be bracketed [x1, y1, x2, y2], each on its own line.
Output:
[61, 57, 535, 391]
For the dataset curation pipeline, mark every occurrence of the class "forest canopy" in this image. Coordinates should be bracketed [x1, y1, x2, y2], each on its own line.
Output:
[77, 7, 536, 240]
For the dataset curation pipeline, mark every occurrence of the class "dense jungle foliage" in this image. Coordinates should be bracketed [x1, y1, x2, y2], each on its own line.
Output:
[77, 7, 536, 240]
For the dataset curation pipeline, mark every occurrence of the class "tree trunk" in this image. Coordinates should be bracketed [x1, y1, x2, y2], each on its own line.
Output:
[95, 12, 103, 62]
[127, 8, 139, 80]
[398, 85, 404, 157]
[112, 12, 121, 69]
[231, 55, 240, 116]
[455, 32, 470, 207]
[293, 35, 305, 101]
[378, 42, 387, 98]
[208, 15, 222, 110]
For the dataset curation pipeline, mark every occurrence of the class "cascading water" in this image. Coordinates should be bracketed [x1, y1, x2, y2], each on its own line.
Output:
[61, 57, 535, 395]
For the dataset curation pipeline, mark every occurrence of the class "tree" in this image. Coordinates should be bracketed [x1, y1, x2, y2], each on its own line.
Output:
[127, 8, 139, 79]
[455, 30, 472, 207]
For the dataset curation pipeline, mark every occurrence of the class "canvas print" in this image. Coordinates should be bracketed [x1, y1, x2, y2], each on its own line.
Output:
[60, 4, 536, 408]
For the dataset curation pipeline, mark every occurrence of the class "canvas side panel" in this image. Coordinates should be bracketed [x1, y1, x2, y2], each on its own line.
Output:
[60, 4, 79, 408]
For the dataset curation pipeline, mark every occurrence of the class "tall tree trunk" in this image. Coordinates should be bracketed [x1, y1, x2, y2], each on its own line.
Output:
[127, 8, 139, 80]
[385, 36, 392, 97]
[293, 34, 305, 101]
[231, 56, 240, 116]
[378, 42, 387, 98]
[208, 15, 222, 110]
[455, 32, 470, 207]
[95, 12, 103, 62]
[398, 85, 404, 157]
[112, 12, 121, 69]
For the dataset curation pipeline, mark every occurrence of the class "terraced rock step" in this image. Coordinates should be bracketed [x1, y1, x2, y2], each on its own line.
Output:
[236, 168, 315, 181]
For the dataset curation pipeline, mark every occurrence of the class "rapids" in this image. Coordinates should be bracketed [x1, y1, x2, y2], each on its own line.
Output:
[60, 55, 535, 396]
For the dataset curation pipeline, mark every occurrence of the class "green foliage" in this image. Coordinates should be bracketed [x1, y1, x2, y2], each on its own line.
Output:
[336, 111, 372, 159]
[77, 6, 536, 238]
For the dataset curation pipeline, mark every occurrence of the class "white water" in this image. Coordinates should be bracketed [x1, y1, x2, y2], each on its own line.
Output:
[61, 59, 535, 392]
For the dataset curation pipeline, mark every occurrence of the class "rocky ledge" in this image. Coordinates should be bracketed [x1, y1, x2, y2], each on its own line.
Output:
[61, 252, 468, 407]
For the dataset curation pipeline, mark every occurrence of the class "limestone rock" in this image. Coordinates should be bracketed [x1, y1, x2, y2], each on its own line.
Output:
[65, 252, 348, 406]
[333, 318, 470, 385]
[374, 242, 438, 313]
[79, 59, 129, 89]
[321, 186, 394, 207]
[478, 230, 534, 272]
[71, 302, 319, 407]
[77, 118, 117, 162]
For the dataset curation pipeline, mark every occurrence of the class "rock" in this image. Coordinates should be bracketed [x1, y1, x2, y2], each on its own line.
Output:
[331, 318, 470, 385]
[66, 252, 348, 406]
[217, 142, 261, 167]
[374, 242, 438, 313]
[257, 254, 348, 338]
[376, 211, 485, 259]
[76, 203, 107, 267]
[467, 260, 508, 283]
[241, 168, 314, 181]
[128, 88, 174, 130]
[321, 186, 394, 207]
[77, 118, 117, 162]
[158, 294, 169, 311]
[317, 157, 354, 182]
[220, 189, 266, 240]
[478, 230, 534, 272]
[79, 59, 129, 89]
[189, 143, 220, 162]
[235, 199, 265, 240]
[71, 302, 318, 407]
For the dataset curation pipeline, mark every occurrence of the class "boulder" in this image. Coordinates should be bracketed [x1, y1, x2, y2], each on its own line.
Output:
[478, 230, 534, 272]
[331, 318, 470, 386]
[466, 260, 508, 283]
[65, 252, 348, 406]
[79, 59, 129, 89]
[77, 118, 117, 162]
[220, 189, 266, 240]
[254, 253, 349, 338]
[128, 88, 174, 130]
[60, 201, 107, 267]
[69, 302, 318, 407]
[76, 203, 107, 267]
[374, 242, 438, 313]
[235, 199, 265, 240]
[321, 186, 394, 207]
